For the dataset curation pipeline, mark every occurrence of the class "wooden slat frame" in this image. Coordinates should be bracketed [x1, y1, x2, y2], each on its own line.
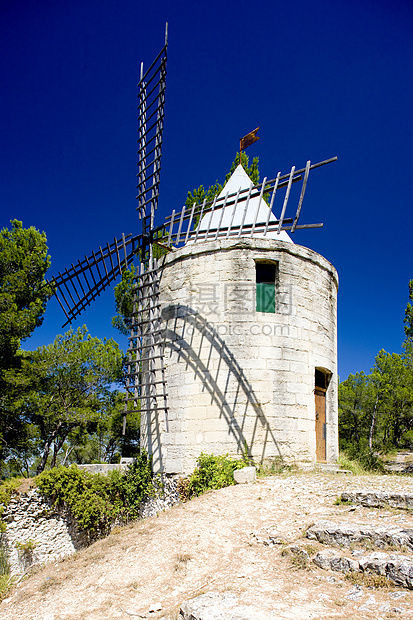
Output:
[49, 233, 141, 326]
[158, 155, 336, 248]
[136, 32, 168, 230]
[125, 256, 169, 422]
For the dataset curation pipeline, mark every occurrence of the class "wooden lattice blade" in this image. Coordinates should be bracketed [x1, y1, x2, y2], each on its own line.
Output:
[159, 156, 337, 248]
[49, 232, 142, 327]
[136, 27, 168, 235]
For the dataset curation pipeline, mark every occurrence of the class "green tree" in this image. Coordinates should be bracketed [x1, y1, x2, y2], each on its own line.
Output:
[338, 372, 372, 453]
[339, 355, 413, 458]
[185, 151, 260, 210]
[112, 265, 136, 335]
[0, 220, 52, 369]
[372, 350, 413, 450]
[4, 327, 125, 474]
[0, 220, 52, 473]
[338, 278, 413, 460]
[404, 279, 413, 340]
[66, 391, 140, 465]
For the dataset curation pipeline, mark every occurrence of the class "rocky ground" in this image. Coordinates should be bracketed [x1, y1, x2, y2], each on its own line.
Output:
[2, 470, 413, 620]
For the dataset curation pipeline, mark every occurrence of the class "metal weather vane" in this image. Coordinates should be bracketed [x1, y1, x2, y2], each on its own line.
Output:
[239, 126, 260, 161]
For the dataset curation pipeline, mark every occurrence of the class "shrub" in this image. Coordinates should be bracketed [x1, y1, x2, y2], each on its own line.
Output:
[0, 543, 13, 601]
[338, 450, 386, 474]
[0, 544, 9, 577]
[111, 452, 154, 520]
[0, 477, 27, 534]
[0, 477, 25, 507]
[176, 477, 191, 502]
[35, 451, 154, 535]
[36, 465, 120, 535]
[187, 453, 246, 497]
[15, 539, 37, 552]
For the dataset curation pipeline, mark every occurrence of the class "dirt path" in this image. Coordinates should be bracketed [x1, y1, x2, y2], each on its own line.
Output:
[2, 471, 413, 620]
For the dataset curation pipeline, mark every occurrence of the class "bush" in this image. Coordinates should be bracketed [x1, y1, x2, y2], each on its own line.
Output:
[338, 450, 386, 475]
[35, 451, 154, 535]
[0, 477, 25, 507]
[0, 477, 27, 534]
[0, 544, 9, 577]
[112, 452, 154, 520]
[187, 453, 246, 498]
[36, 465, 120, 535]
[176, 477, 191, 502]
[0, 543, 13, 602]
[400, 430, 413, 450]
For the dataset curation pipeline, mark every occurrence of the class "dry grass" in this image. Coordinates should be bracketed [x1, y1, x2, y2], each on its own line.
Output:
[174, 552, 192, 572]
[344, 571, 395, 589]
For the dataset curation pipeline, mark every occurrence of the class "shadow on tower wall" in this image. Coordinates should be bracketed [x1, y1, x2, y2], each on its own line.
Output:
[160, 304, 283, 467]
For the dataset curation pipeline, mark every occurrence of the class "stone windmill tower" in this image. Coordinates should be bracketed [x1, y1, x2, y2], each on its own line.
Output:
[144, 160, 339, 475]
[49, 28, 339, 475]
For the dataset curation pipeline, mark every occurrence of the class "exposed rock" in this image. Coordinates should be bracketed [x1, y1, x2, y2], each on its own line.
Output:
[76, 463, 130, 475]
[249, 525, 285, 546]
[306, 521, 413, 550]
[179, 591, 275, 620]
[288, 545, 311, 566]
[346, 585, 364, 601]
[312, 547, 413, 589]
[360, 552, 413, 589]
[384, 452, 413, 473]
[233, 467, 256, 484]
[358, 594, 377, 610]
[341, 491, 413, 510]
[313, 549, 359, 572]
[1, 473, 181, 576]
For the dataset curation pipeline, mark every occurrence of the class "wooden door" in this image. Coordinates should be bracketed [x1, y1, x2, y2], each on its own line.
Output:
[315, 389, 326, 462]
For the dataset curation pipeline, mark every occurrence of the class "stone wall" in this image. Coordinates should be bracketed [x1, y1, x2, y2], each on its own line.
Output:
[141, 237, 338, 474]
[1, 488, 89, 576]
[1, 474, 180, 576]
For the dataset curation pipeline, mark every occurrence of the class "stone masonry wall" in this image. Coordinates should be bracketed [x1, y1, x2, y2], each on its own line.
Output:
[2, 488, 89, 576]
[141, 238, 338, 474]
[1, 474, 180, 576]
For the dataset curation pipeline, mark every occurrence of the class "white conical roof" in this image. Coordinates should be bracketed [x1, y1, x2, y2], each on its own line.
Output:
[197, 164, 293, 243]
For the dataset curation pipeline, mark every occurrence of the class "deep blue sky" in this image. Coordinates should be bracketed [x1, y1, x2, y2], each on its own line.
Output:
[1, 0, 412, 381]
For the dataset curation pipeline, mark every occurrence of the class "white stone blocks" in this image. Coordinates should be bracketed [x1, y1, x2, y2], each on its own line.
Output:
[270, 392, 297, 406]
[282, 348, 310, 362]
[266, 359, 290, 371]
[153, 238, 338, 474]
[290, 360, 310, 374]
[233, 466, 257, 484]
[295, 393, 313, 407]
[161, 433, 176, 445]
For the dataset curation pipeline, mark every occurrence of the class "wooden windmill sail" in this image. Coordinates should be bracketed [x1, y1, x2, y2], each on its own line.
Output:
[48, 25, 337, 440]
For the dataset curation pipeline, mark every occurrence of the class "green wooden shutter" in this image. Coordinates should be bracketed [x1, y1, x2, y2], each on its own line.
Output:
[256, 282, 275, 313]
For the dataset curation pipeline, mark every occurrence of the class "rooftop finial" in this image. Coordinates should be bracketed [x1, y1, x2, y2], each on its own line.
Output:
[239, 126, 260, 165]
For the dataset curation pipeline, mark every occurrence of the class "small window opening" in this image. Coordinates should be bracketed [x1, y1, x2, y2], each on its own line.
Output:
[315, 368, 331, 391]
[256, 262, 277, 313]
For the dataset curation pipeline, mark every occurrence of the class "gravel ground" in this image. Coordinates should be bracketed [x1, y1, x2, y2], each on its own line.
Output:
[2, 471, 413, 620]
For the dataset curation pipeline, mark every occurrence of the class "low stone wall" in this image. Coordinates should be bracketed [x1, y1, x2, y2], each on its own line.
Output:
[139, 474, 180, 519]
[1, 488, 89, 576]
[1, 473, 181, 576]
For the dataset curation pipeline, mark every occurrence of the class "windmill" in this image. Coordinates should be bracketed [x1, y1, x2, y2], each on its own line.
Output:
[48, 24, 337, 453]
